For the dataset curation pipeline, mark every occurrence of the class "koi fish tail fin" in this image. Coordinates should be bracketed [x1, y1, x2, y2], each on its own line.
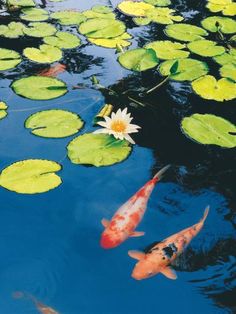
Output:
[201, 206, 210, 224]
[153, 165, 171, 181]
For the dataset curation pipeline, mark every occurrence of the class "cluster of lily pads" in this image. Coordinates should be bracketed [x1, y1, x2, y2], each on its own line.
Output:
[0, 0, 235, 195]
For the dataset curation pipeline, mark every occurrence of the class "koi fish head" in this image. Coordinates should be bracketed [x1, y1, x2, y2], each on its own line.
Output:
[100, 229, 126, 249]
[131, 259, 157, 280]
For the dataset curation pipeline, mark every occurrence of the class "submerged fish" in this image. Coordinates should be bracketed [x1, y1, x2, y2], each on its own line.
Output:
[128, 206, 210, 280]
[100, 165, 170, 249]
[38, 63, 66, 77]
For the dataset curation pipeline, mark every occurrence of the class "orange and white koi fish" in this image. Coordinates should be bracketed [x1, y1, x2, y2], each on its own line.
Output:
[13, 291, 59, 314]
[128, 206, 210, 280]
[100, 165, 170, 249]
[38, 63, 66, 77]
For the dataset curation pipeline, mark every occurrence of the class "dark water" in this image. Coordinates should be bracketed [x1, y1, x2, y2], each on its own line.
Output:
[0, 0, 235, 313]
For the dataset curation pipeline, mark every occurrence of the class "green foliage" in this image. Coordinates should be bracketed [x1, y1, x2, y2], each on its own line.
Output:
[23, 22, 57, 37]
[20, 8, 49, 21]
[51, 10, 86, 25]
[145, 40, 189, 59]
[44, 32, 81, 49]
[0, 48, 22, 71]
[0, 22, 26, 38]
[187, 40, 225, 57]
[201, 16, 236, 33]
[165, 23, 208, 42]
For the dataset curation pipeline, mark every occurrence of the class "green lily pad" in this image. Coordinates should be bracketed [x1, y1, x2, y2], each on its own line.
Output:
[83, 5, 115, 20]
[67, 133, 132, 167]
[23, 44, 62, 64]
[145, 7, 183, 25]
[207, 0, 236, 16]
[11, 76, 67, 100]
[201, 16, 236, 33]
[51, 10, 86, 25]
[181, 113, 236, 148]
[91, 5, 113, 14]
[118, 1, 154, 16]
[144, 0, 171, 6]
[192, 75, 236, 101]
[0, 22, 26, 38]
[0, 101, 8, 120]
[20, 8, 49, 21]
[23, 22, 57, 38]
[118, 48, 159, 71]
[165, 23, 208, 42]
[43, 32, 81, 49]
[79, 18, 126, 39]
[0, 159, 62, 194]
[145, 40, 189, 59]
[187, 40, 225, 57]
[0, 48, 22, 71]
[220, 63, 236, 81]
[88, 33, 132, 48]
[159, 58, 208, 81]
[25, 109, 84, 138]
[7, 0, 35, 8]
[213, 48, 236, 65]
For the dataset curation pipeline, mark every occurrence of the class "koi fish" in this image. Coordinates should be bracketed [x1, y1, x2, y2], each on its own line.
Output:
[100, 165, 170, 249]
[13, 291, 59, 314]
[38, 63, 66, 77]
[128, 206, 210, 280]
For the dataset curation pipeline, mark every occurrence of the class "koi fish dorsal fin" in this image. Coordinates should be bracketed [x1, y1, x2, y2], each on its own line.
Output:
[101, 219, 110, 228]
[201, 206, 210, 223]
[130, 231, 145, 237]
[161, 266, 177, 280]
[153, 165, 171, 180]
[128, 250, 145, 260]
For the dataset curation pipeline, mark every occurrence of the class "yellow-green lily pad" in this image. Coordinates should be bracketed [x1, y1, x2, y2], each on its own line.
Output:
[165, 23, 208, 42]
[43, 32, 81, 49]
[51, 10, 86, 25]
[23, 22, 57, 38]
[187, 40, 225, 57]
[145, 40, 189, 59]
[0, 22, 26, 38]
[0, 48, 22, 71]
[201, 16, 236, 33]
[20, 8, 49, 21]
[23, 44, 62, 64]
[88, 33, 132, 48]
[0, 101, 8, 120]
[220, 63, 236, 81]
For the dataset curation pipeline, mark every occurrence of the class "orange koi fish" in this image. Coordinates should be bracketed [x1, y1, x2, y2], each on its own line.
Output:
[100, 165, 170, 249]
[38, 63, 66, 77]
[128, 206, 210, 280]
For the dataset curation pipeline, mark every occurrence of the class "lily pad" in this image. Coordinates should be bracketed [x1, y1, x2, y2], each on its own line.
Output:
[201, 16, 236, 33]
[23, 22, 57, 38]
[7, 0, 35, 8]
[144, 0, 171, 6]
[192, 75, 236, 101]
[51, 10, 86, 25]
[67, 133, 132, 167]
[83, 5, 115, 20]
[145, 40, 189, 59]
[23, 44, 62, 64]
[181, 114, 236, 148]
[213, 48, 236, 65]
[88, 33, 132, 48]
[79, 18, 126, 39]
[11, 76, 67, 100]
[220, 63, 236, 81]
[187, 40, 225, 57]
[0, 22, 26, 38]
[0, 48, 22, 71]
[145, 7, 183, 25]
[118, 1, 154, 16]
[165, 23, 208, 42]
[25, 109, 84, 138]
[43, 32, 81, 49]
[0, 101, 8, 120]
[20, 8, 49, 21]
[159, 58, 208, 81]
[118, 48, 159, 71]
[207, 0, 236, 16]
[0, 159, 62, 194]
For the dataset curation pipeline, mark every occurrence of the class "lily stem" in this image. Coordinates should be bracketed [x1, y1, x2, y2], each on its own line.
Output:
[146, 76, 169, 94]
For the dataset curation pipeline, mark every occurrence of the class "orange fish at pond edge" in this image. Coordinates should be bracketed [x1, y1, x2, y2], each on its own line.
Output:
[13, 291, 59, 314]
[128, 206, 210, 280]
[38, 63, 66, 77]
[100, 165, 171, 249]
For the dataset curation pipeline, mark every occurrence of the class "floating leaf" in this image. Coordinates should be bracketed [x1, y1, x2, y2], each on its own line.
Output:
[23, 44, 62, 64]
[20, 8, 49, 21]
[11, 76, 67, 100]
[0, 22, 26, 38]
[88, 33, 132, 48]
[144, 0, 171, 6]
[51, 10, 86, 25]
[0, 101, 8, 120]
[213, 48, 236, 65]
[25, 109, 84, 138]
[91, 5, 113, 14]
[187, 40, 225, 57]
[145, 7, 183, 25]
[67, 133, 132, 167]
[0, 159, 62, 194]
[93, 104, 113, 125]
[159, 58, 208, 81]
[7, 0, 35, 8]
[181, 113, 236, 148]
[0, 48, 22, 71]
[118, 1, 154, 16]
[192, 75, 236, 101]
[83, 5, 115, 20]
[23, 22, 57, 38]
[145, 40, 189, 59]
[79, 18, 126, 39]
[43, 32, 81, 49]
[165, 23, 208, 42]
[220, 63, 236, 81]
[207, 0, 236, 16]
[201, 16, 236, 33]
[118, 48, 159, 71]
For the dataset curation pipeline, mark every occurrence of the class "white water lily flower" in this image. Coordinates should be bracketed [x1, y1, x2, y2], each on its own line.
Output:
[94, 107, 141, 144]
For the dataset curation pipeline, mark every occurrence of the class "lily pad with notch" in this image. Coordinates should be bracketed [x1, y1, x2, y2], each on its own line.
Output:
[165, 23, 208, 42]
[43, 32, 81, 49]
[23, 44, 62, 64]
[0, 48, 22, 71]
[145, 40, 189, 60]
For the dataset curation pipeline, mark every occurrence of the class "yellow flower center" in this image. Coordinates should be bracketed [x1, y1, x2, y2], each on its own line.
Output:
[111, 120, 127, 133]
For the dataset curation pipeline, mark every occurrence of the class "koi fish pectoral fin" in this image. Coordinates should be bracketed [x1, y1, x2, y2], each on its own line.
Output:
[128, 250, 145, 260]
[130, 231, 145, 237]
[160, 267, 177, 280]
[101, 218, 110, 228]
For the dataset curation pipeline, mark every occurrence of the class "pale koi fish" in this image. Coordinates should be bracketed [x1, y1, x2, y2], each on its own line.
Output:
[38, 63, 66, 77]
[100, 165, 170, 249]
[128, 206, 210, 280]
[13, 291, 59, 314]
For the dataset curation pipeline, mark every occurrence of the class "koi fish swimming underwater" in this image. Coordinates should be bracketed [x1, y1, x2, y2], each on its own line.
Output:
[13, 291, 59, 314]
[38, 63, 66, 77]
[128, 206, 210, 280]
[100, 165, 170, 249]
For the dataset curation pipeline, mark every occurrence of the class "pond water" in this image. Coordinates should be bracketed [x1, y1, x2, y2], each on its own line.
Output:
[0, 0, 235, 313]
